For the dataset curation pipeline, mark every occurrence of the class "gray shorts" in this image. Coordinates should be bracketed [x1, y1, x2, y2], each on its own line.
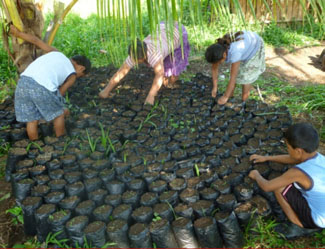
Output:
[236, 39, 266, 85]
[15, 76, 65, 122]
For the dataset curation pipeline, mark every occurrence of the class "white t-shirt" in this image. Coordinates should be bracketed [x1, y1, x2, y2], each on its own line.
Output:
[21, 51, 76, 92]
[225, 31, 262, 64]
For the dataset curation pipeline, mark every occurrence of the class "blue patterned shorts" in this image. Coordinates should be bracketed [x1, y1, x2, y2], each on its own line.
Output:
[15, 76, 65, 122]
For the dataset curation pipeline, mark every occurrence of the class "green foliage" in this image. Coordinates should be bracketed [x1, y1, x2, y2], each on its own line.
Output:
[194, 163, 200, 176]
[48, 14, 111, 67]
[261, 22, 319, 50]
[253, 76, 325, 140]
[6, 206, 24, 225]
[85, 129, 100, 153]
[244, 217, 291, 248]
[13, 231, 70, 248]
[26, 141, 43, 153]
[0, 139, 10, 157]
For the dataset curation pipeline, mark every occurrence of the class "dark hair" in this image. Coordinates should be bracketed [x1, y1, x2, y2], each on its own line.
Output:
[71, 55, 91, 74]
[284, 122, 319, 153]
[128, 38, 147, 61]
[205, 31, 244, 64]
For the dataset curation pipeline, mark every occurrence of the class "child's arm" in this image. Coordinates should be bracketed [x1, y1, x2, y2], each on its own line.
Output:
[99, 62, 131, 98]
[218, 61, 240, 105]
[249, 167, 311, 192]
[250, 154, 300, 165]
[59, 74, 77, 96]
[9, 25, 57, 53]
[211, 63, 219, 97]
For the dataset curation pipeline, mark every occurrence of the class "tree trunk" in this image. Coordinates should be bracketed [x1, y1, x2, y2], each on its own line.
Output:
[1, 0, 78, 73]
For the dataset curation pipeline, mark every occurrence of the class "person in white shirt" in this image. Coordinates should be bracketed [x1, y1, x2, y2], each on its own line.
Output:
[9, 25, 91, 140]
[205, 31, 265, 105]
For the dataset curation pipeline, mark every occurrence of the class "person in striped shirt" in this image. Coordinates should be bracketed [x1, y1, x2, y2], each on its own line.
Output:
[99, 22, 190, 105]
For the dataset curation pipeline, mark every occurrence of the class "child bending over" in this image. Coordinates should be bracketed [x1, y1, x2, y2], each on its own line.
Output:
[10, 25, 91, 140]
[249, 122, 325, 229]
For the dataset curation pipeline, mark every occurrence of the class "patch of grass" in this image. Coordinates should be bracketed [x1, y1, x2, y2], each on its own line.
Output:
[245, 217, 294, 248]
[252, 75, 325, 140]
[261, 22, 319, 50]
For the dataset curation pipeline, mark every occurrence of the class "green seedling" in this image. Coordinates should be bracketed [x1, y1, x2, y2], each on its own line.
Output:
[85, 129, 99, 153]
[152, 212, 162, 222]
[194, 163, 200, 176]
[44, 231, 69, 248]
[26, 141, 43, 153]
[62, 138, 73, 154]
[166, 201, 178, 220]
[6, 206, 23, 225]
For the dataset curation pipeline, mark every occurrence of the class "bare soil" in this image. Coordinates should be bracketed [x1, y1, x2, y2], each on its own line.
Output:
[0, 44, 325, 247]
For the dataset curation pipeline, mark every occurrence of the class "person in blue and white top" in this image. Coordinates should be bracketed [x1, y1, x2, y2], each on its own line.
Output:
[9, 25, 91, 140]
[249, 123, 325, 230]
[205, 31, 265, 105]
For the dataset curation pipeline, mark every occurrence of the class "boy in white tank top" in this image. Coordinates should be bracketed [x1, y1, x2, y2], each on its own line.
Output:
[249, 123, 325, 230]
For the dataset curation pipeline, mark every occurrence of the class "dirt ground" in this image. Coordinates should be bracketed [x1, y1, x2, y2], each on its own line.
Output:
[0, 44, 324, 247]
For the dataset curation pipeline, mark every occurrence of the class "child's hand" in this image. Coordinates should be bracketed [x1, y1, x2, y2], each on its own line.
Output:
[248, 169, 260, 180]
[250, 154, 267, 163]
[9, 25, 20, 37]
[217, 95, 228, 105]
[99, 90, 114, 99]
[144, 94, 155, 105]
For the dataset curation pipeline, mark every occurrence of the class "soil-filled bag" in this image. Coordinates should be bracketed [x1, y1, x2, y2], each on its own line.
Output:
[48, 179, 67, 192]
[194, 216, 223, 248]
[150, 218, 179, 248]
[105, 180, 126, 195]
[122, 190, 140, 208]
[140, 192, 159, 207]
[66, 215, 89, 248]
[127, 178, 146, 194]
[65, 181, 86, 200]
[191, 200, 215, 218]
[88, 188, 108, 206]
[75, 200, 96, 217]
[93, 204, 113, 223]
[234, 183, 254, 202]
[59, 195, 81, 214]
[216, 194, 237, 212]
[172, 217, 199, 248]
[234, 201, 257, 227]
[35, 204, 56, 242]
[5, 147, 27, 181]
[131, 206, 153, 223]
[175, 203, 193, 219]
[44, 191, 65, 204]
[21, 196, 42, 236]
[153, 203, 174, 222]
[112, 204, 133, 223]
[48, 210, 71, 240]
[214, 211, 244, 248]
[10, 169, 29, 192]
[84, 221, 107, 248]
[106, 219, 130, 248]
[13, 178, 35, 202]
[128, 223, 152, 248]
[84, 177, 102, 193]
[105, 194, 122, 207]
